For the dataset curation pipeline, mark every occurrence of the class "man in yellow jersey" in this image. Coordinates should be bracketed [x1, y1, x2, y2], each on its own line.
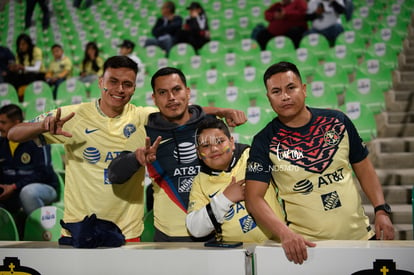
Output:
[9, 58, 246, 243]
[245, 61, 394, 264]
[108, 67, 247, 241]
[8, 56, 154, 242]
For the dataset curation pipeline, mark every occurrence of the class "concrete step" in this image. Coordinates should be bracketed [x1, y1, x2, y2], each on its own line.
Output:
[370, 152, 414, 169]
[376, 112, 414, 137]
[360, 185, 413, 204]
[398, 71, 414, 82]
[383, 90, 414, 112]
[393, 81, 414, 91]
[368, 137, 414, 153]
[364, 204, 412, 225]
[375, 169, 414, 186]
[393, 224, 413, 240]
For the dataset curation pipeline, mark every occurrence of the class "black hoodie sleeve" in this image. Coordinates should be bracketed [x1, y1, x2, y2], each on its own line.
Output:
[107, 151, 142, 184]
[331, 0, 345, 14]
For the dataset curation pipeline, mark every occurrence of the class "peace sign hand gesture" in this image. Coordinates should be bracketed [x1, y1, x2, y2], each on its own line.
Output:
[135, 136, 162, 166]
[42, 108, 75, 137]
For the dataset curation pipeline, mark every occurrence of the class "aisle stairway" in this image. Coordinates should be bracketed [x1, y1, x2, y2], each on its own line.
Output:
[362, 16, 414, 240]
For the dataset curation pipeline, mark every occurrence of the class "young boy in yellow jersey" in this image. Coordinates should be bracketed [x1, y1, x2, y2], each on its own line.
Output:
[45, 44, 73, 99]
[186, 117, 283, 242]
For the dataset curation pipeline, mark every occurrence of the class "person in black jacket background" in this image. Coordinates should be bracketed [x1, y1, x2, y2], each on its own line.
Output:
[0, 104, 58, 223]
[175, 2, 210, 53]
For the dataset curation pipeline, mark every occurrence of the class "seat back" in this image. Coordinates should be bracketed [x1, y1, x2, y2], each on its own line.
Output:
[340, 102, 377, 142]
[0, 207, 19, 241]
[23, 80, 54, 107]
[266, 36, 296, 59]
[299, 33, 331, 62]
[24, 97, 56, 121]
[56, 77, 88, 106]
[141, 210, 154, 242]
[0, 83, 19, 106]
[23, 206, 64, 241]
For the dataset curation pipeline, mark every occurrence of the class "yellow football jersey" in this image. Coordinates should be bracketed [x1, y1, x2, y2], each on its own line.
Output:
[35, 101, 157, 239]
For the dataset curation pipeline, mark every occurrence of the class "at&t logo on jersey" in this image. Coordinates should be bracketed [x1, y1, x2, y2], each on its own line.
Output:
[83, 147, 101, 164]
[173, 142, 197, 164]
[293, 167, 345, 195]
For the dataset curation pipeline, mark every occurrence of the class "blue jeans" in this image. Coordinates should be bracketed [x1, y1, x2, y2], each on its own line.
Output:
[19, 183, 57, 215]
[145, 35, 174, 53]
[305, 23, 344, 46]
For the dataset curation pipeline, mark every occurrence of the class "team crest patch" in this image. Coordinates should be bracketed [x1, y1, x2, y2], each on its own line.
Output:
[123, 124, 136, 138]
[21, 152, 31, 164]
[324, 130, 340, 146]
[321, 191, 342, 211]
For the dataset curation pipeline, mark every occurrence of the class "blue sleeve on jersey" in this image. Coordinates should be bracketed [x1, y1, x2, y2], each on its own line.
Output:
[341, 112, 369, 164]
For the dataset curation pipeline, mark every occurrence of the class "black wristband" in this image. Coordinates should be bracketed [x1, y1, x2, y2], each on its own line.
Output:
[206, 203, 222, 240]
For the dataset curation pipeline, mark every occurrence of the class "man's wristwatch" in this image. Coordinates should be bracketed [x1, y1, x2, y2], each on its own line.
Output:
[374, 203, 392, 215]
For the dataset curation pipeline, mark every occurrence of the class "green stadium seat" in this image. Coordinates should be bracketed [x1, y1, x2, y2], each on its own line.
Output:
[168, 42, 196, 67]
[24, 97, 56, 121]
[266, 35, 296, 60]
[295, 47, 319, 81]
[50, 143, 65, 176]
[0, 207, 19, 241]
[0, 83, 19, 106]
[232, 38, 261, 63]
[198, 40, 228, 67]
[344, 74, 385, 115]
[88, 78, 102, 102]
[216, 52, 244, 78]
[132, 75, 155, 107]
[299, 33, 331, 62]
[56, 77, 88, 106]
[178, 55, 207, 81]
[306, 78, 339, 109]
[340, 102, 377, 142]
[343, 17, 372, 45]
[371, 27, 404, 56]
[327, 43, 358, 76]
[232, 106, 275, 145]
[356, 59, 393, 93]
[364, 41, 400, 71]
[52, 173, 65, 210]
[23, 206, 64, 241]
[23, 80, 54, 108]
[317, 61, 350, 95]
[141, 210, 154, 242]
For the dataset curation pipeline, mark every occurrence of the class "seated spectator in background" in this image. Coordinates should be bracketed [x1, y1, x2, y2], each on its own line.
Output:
[0, 46, 15, 84]
[0, 104, 58, 217]
[45, 44, 73, 99]
[118, 39, 145, 80]
[305, 0, 345, 46]
[25, 0, 50, 30]
[254, 0, 308, 50]
[186, 117, 283, 243]
[144, 1, 183, 53]
[5, 33, 45, 100]
[78, 41, 104, 85]
[175, 2, 210, 53]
